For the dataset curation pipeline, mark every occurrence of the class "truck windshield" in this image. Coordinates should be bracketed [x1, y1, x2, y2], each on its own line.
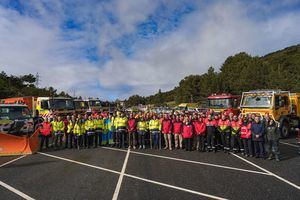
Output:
[241, 95, 272, 108]
[0, 106, 31, 120]
[50, 99, 74, 110]
[208, 98, 232, 109]
[74, 101, 89, 109]
[89, 100, 101, 107]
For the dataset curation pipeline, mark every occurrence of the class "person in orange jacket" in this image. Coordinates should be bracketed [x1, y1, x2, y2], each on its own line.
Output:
[39, 117, 52, 151]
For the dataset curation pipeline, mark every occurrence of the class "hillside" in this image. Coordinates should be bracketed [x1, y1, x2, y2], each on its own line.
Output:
[125, 44, 300, 106]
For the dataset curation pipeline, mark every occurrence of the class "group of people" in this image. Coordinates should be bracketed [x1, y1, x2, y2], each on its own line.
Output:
[38, 110, 283, 162]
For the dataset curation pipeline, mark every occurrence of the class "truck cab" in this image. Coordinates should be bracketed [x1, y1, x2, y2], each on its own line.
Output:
[36, 97, 75, 118]
[74, 99, 89, 114]
[87, 98, 102, 114]
[207, 94, 240, 115]
[0, 104, 34, 136]
[240, 90, 300, 138]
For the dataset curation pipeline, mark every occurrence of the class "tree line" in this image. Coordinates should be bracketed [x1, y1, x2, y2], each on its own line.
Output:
[0, 71, 71, 99]
[125, 44, 300, 107]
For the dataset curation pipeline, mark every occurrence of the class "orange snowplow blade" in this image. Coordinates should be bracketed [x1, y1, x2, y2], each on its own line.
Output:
[0, 129, 39, 156]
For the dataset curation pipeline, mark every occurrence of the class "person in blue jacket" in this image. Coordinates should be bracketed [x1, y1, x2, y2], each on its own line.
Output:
[251, 116, 265, 158]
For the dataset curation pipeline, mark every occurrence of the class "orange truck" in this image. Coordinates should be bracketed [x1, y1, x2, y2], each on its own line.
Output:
[0, 103, 38, 156]
[3, 96, 38, 117]
[3, 96, 75, 119]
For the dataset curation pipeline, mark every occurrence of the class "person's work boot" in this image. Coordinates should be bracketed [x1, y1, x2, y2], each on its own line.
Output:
[268, 154, 273, 160]
[275, 155, 280, 162]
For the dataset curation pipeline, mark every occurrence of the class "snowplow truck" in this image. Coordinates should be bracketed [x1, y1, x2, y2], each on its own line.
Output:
[240, 90, 300, 138]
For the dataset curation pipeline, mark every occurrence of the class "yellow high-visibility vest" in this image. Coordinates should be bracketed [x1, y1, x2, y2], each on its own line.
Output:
[149, 119, 161, 131]
[137, 121, 148, 131]
[85, 120, 95, 130]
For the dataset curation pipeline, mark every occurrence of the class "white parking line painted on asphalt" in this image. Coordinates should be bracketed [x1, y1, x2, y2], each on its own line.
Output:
[280, 141, 299, 148]
[0, 155, 27, 168]
[38, 152, 120, 174]
[38, 152, 228, 200]
[0, 180, 35, 200]
[124, 173, 228, 200]
[112, 148, 130, 200]
[102, 147, 270, 176]
[231, 153, 300, 191]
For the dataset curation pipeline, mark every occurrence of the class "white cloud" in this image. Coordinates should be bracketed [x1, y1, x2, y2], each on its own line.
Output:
[0, 0, 299, 100]
[98, 1, 300, 98]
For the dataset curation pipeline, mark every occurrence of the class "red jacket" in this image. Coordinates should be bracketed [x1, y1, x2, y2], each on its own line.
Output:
[173, 121, 183, 134]
[240, 123, 252, 139]
[162, 119, 172, 134]
[193, 121, 206, 136]
[40, 122, 52, 136]
[205, 118, 217, 126]
[182, 124, 193, 139]
[127, 118, 136, 132]
[231, 120, 242, 129]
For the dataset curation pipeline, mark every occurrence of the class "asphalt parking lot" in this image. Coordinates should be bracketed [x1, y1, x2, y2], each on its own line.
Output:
[0, 138, 299, 200]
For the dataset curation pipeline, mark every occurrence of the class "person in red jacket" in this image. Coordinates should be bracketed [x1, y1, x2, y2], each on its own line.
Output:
[194, 117, 207, 152]
[182, 117, 193, 151]
[191, 114, 198, 150]
[127, 113, 137, 149]
[39, 117, 52, 151]
[240, 116, 253, 157]
[162, 114, 173, 150]
[173, 115, 183, 149]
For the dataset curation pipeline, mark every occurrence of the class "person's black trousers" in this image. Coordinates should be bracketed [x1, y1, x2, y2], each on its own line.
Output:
[254, 141, 265, 158]
[206, 132, 216, 151]
[83, 134, 88, 148]
[65, 133, 74, 148]
[40, 135, 50, 151]
[242, 138, 253, 156]
[197, 135, 205, 151]
[230, 134, 243, 152]
[185, 138, 192, 151]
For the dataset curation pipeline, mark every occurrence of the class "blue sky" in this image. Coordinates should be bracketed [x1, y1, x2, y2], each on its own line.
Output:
[0, 0, 300, 100]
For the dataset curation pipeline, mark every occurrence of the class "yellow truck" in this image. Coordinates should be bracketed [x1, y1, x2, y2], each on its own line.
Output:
[240, 90, 300, 138]
[36, 97, 75, 118]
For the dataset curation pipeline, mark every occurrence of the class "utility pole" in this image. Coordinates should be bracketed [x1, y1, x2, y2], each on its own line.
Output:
[35, 73, 40, 87]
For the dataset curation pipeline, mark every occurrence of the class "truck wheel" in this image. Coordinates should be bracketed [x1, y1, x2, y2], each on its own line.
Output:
[280, 121, 290, 138]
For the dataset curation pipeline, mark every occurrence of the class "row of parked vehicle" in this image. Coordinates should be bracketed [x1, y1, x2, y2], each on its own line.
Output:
[0, 96, 115, 136]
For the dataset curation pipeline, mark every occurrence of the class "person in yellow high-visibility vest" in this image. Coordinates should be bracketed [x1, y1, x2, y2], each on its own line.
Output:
[94, 114, 104, 147]
[66, 115, 75, 149]
[85, 115, 95, 148]
[82, 114, 88, 148]
[149, 115, 162, 149]
[53, 116, 65, 150]
[137, 116, 148, 149]
[73, 117, 84, 150]
[50, 115, 57, 147]
[115, 112, 127, 148]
